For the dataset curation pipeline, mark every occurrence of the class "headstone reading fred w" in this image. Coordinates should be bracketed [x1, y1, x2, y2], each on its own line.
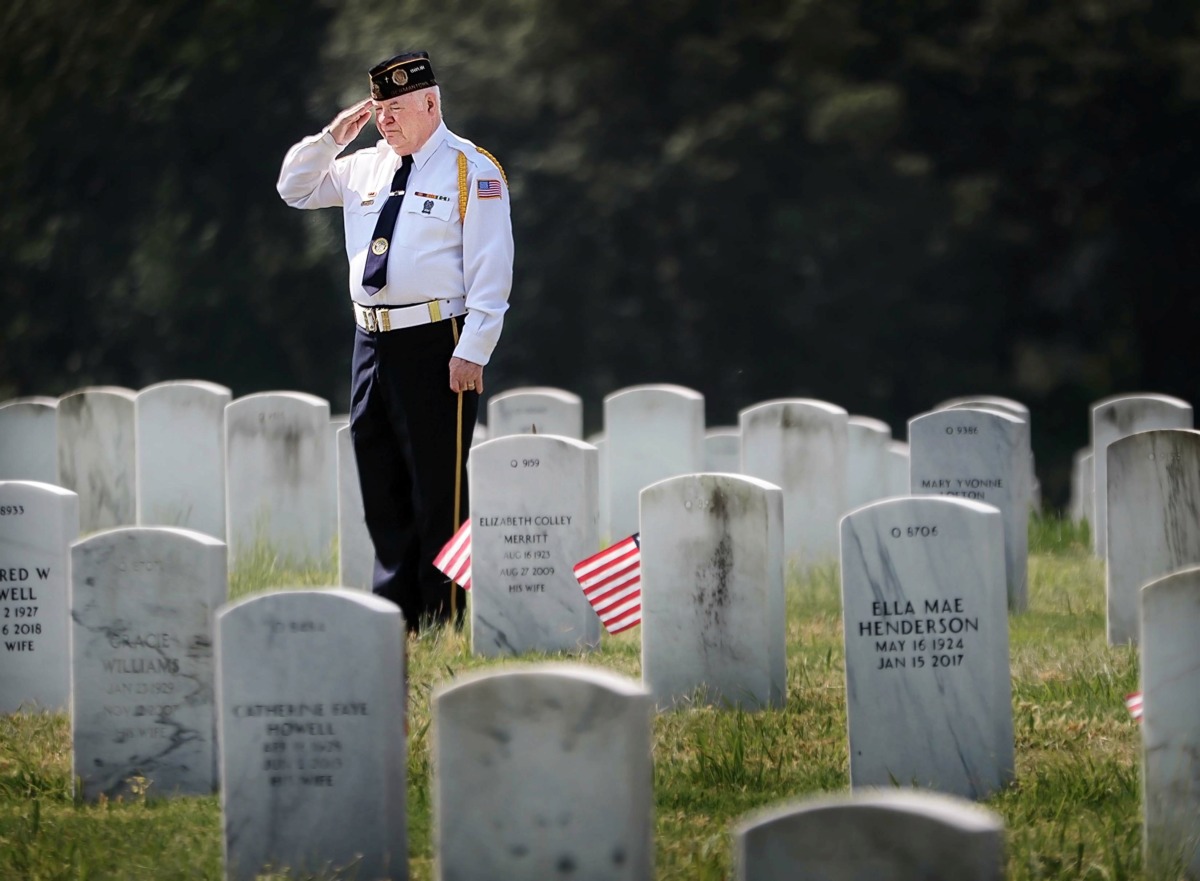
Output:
[908, 407, 1030, 611]
[71, 527, 226, 800]
[734, 789, 1005, 881]
[135, 380, 230, 539]
[0, 397, 59, 484]
[0, 481, 78, 713]
[58, 387, 138, 533]
[433, 664, 653, 881]
[1106, 430, 1200, 646]
[487, 387, 584, 439]
[841, 497, 1013, 800]
[1142, 567, 1200, 879]
[217, 590, 406, 881]
[1091, 394, 1192, 557]
[740, 398, 848, 567]
[468, 435, 600, 656]
[641, 473, 786, 709]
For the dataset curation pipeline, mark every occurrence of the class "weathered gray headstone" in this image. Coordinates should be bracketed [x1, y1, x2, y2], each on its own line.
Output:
[336, 425, 372, 590]
[641, 473, 785, 709]
[0, 397, 59, 484]
[0, 481, 78, 713]
[135, 380, 230, 538]
[604, 384, 704, 540]
[909, 407, 1031, 611]
[468, 435, 601, 656]
[225, 392, 333, 566]
[472, 421, 489, 447]
[71, 526, 226, 800]
[936, 395, 1030, 420]
[1106, 430, 1200, 646]
[734, 789, 1006, 881]
[58, 387, 137, 534]
[217, 589, 406, 881]
[847, 416, 891, 512]
[1142, 567, 1200, 879]
[433, 664, 653, 880]
[704, 427, 741, 473]
[588, 431, 609, 542]
[740, 398, 848, 566]
[326, 414, 348, 556]
[840, 497, 1013, 799]
[487, 387, 584, 439]
[885, 440, 910, 498]
[1091, 394, 1193, 557]
[1070, 447, 1093, 525]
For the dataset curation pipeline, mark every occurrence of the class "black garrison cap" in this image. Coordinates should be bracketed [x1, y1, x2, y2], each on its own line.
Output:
[369, 51, 437, 100]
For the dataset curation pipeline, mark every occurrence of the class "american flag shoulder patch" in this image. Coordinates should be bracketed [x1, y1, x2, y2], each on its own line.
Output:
[477, 179, 503, 200]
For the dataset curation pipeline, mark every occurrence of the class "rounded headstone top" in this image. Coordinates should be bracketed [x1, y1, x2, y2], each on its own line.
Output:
[218, 586, 401, 619]
[936, 395, 1030, 418]
[473, 433, 596, 453]
[60, 386, 136, 401]
[0, 479, 77, 498]
[848, 416, 892, 436]
[843, 494, 1002, 521]
[909, 407, 1026, 430]
[228, 391, 330, 410]
[1090, 392, 1191, 414]
[490, 387, 582, 404]
[435, 662, 647, 701]
[137, 380, 232, 398]
[72, 524, 228, 549]
[737, 788, 1004, 836]
[642, 471, 781, 498]
[0, 396, 58, 410]
[603, 384, 703, 404]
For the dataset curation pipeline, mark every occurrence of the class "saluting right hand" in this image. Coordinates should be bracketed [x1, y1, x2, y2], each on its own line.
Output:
[328, 99, 373, 146]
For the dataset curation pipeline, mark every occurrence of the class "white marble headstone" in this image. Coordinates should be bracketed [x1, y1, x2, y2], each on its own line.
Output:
[734, 789, 1005, 881]
[487, 387, 584, 439]
[704, 427, 742, 473]
[589, 432, 610, 542]
[135, 380, 230, 539]
[217, 589, 406, 881]
[0, 481, 78, 713]
[336, 425, 372, 590]
[433, 664, 653, 880]
[1142, 567, 1200, 879]
[740, 398, 848, 566]
[468, 435, 600, 656]
[0, 397, 59, 484]
[1069, 447, 1093, 525]
[885, 440, 910, 498]
[225, 392, 333, 566]
[936, 395, 1029, 420]
[1105, 430, 1200, 646]
[847, 416, 892, 512]
[71, 526, 226, 800]
[604, 384, 704, 540]
[908, 407, 1031, 611]
[472, 422, 489, 447]
[641, 473, 786, 709]
[840, 497, 1013, 800]
[326, 414, 348, 555]
[1091, 394, 1193, 557]
[58, 387, 138, 534]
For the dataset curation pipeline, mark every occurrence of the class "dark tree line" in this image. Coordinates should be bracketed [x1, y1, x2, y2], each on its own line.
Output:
[3, 0, 1199, 506]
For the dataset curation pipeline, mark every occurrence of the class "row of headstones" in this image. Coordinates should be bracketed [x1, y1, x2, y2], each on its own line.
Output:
[2, 480, 1011, 799]
[6, 481, 1200, 874]
[1062, 394, 1198, 644]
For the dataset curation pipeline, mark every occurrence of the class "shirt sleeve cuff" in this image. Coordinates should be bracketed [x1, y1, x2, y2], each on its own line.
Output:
[452, 333, 495, 367]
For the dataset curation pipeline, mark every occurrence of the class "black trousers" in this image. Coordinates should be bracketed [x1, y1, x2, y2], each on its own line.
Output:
[349, 315, 475, 632]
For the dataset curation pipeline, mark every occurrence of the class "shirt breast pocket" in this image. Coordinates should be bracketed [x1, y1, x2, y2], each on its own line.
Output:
[343, 200, 385, 259]
[398, 196, 456, 249]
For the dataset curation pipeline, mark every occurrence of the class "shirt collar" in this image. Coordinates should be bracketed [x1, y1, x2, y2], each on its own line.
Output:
[409, 121, 448, 171]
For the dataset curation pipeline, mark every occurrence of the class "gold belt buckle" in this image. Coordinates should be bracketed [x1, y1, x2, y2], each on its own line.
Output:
[363, 307, 378, 332]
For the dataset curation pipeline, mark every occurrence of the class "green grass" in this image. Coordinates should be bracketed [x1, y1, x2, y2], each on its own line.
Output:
[0, 516, 1156, 879]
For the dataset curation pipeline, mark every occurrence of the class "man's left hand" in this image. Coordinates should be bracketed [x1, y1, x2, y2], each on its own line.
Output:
[449, 357, 484, 394]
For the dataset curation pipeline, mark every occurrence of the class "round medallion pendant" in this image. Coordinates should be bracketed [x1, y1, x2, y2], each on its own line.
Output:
[371, 237, 389, 256]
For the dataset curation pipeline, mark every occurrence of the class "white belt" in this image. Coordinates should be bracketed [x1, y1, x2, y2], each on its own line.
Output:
[353, 297, 466, 333]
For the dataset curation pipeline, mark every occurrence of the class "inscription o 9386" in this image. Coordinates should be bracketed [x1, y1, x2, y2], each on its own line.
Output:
[945, 426, 978, 435]
[890, 526, 939, 538]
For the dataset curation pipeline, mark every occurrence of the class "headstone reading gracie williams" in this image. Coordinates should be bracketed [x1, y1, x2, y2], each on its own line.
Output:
[640, 473, 786, 710]
[468, 434, 601, 656]
[0, 480, 78, 713]
[71, 527, 226, 801]
[840, 497, 1014, 800]
[216, 589, 407, 881]
[433, 664, 653, 881]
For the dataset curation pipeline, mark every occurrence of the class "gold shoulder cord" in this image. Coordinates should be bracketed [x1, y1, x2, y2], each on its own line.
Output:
[457, 147, 508, 222]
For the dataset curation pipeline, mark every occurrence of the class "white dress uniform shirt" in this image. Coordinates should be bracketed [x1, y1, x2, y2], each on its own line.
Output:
[277, 120, 513, 366]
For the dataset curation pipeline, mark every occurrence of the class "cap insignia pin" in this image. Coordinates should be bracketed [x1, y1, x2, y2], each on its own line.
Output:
[392, 69, 409, 86]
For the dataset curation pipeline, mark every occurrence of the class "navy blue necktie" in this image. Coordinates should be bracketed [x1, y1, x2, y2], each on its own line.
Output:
[361, 154, 414, 295]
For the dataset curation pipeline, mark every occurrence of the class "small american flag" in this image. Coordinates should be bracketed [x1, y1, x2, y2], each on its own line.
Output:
[433, 520, 472, 591]
[477, 179, 503, 200]
[573, 534, 641, 634]
[1125, 691, 1143, 722]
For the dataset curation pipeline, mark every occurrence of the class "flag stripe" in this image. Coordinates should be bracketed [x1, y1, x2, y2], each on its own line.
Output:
[433, 520, 472, 591]
[573, 534, 641, 634]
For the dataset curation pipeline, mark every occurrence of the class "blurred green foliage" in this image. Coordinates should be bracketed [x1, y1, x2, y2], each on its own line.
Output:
[3, 0, 1199, 507]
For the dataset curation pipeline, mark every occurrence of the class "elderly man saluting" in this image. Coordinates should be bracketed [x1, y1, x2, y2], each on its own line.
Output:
[277, 51, 513, 632]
